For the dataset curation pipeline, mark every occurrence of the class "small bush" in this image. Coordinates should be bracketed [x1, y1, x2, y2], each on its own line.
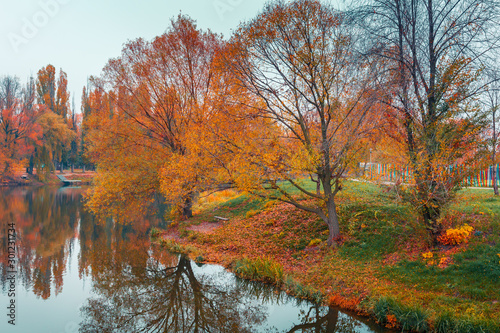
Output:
[234, 257, 284, 285]
[263, 200, 277, 209]
[438, 224, 474, 245]
[421, 251, 433, 259]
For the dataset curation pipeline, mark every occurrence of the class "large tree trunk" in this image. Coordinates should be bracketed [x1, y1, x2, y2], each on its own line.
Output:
[71, 163, 74, 173]
[83, 165, 86, 172]
[325, 198, 340, 247]
[421, 196, 443, 245]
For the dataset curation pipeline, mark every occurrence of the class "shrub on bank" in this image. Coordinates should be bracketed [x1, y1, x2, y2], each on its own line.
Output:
[438, 224, 474, 246]
[234, 257, 284, 285]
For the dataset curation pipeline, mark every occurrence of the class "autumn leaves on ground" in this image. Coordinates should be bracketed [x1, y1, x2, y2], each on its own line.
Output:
[2, 0, 500, 331]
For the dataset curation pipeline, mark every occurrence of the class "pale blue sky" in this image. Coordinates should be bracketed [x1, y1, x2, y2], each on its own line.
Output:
[0, 0, 270, 111]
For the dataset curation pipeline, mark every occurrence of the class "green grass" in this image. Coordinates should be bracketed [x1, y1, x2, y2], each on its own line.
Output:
[383, 247, 500, 302]
[284, 276, 324, 303]
[207, 193, 267, 218]
[233, 257, 284, 285]
[373, 297, 429, 332]
[435, 312, 500, 333]
[451, 188, 500, 217]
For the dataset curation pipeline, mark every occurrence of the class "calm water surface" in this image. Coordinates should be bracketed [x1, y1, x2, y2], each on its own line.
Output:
[0, 186, 389, 332]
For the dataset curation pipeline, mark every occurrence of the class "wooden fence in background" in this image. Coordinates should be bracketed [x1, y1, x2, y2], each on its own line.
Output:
[364, 163, 500, 188]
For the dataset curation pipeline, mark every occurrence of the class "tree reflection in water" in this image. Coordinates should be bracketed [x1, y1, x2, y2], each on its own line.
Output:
[0, 186, 80, 299]
[79, 251, 366, 333]
[281, 306, 358, 333]
[79, 253, 265, 332]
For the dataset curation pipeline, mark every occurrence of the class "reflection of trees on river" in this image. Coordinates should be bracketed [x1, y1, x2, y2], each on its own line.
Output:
[79, 253, 266, 332]
[78, 206, 268, 332]
[77, 206, 159, 279]
[0, 185, 164, 300]
[0, 186, 80, 299]
[280, 306, 357, 333]
[79, 245, 366, 333]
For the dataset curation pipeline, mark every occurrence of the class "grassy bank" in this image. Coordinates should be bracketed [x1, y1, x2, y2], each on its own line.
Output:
[154, 181, 500, 332]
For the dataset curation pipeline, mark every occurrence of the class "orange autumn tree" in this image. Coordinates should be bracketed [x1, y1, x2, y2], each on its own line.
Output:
[0, 76, 43, 178]
[83, 87, 165, 222]
[84, 15, 223, 220]
[201, 0, 381, 246]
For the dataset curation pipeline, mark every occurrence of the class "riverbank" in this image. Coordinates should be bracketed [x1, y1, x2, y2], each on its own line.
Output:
[155, 181, 500, 332]
[0, 170, 95, 186]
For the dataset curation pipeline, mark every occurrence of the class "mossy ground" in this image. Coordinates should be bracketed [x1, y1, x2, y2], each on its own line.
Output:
[157, 181, 500, 332]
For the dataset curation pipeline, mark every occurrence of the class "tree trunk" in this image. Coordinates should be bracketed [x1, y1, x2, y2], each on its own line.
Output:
[493, 166, 499, 195]
[83, 165, 86, 172]
[182, 193, 194, 219]
[325, 198, 340, 247]
[492, 155, 498, 195]
[28, 155, 34, 175]
[422, 203, 443, 245]
[492, 110, 497, 195]
[71, 163, 74, 173]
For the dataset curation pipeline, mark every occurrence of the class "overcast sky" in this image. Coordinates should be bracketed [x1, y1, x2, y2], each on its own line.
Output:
[0, 0, 270, 111]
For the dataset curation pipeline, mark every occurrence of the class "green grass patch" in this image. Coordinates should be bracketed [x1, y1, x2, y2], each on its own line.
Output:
[215, 194, 268, 218]
[159, 238, 198, 255]
[451, 188, 500, 218]
[435, 312, 500, 333]
[383, 242, 500, 301]
[373, 297, 429, 332]
[337, 203, 416, 261]
[234, 257, 284, 285]
[284, 276, 323, 303]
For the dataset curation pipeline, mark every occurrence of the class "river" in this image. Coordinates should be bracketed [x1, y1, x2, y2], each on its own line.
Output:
[0, 186, 390, 332]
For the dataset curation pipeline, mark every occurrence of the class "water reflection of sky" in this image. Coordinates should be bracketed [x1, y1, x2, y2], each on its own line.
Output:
[4, 240, 91, 333]
[0, 186, 388, 333]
